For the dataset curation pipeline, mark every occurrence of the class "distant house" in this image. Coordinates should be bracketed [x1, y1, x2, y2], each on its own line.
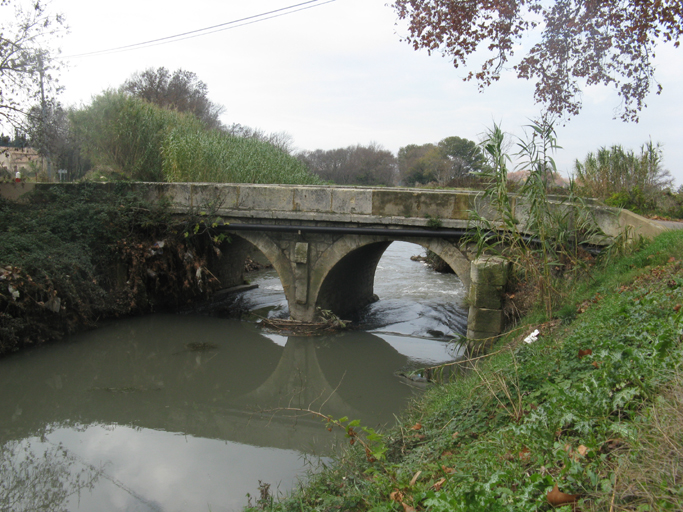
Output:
[0, 146, 46, 177]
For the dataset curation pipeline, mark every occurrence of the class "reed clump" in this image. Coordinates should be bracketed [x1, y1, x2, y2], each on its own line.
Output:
[71, 91, 321, 185]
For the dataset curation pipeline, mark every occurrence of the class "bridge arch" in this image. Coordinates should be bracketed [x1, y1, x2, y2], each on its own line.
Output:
[222, 231, 298, 310]
[310, 236, 471, 319]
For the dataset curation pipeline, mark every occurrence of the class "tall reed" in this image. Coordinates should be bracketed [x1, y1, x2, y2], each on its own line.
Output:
[574, 141, 672, 209]
[71, 92, 321, 185]
[161, 126, 320, 184]
[469, 120, 608, 319]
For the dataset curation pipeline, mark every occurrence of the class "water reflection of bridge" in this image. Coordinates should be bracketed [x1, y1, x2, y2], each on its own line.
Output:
[0, 314, 419, 453]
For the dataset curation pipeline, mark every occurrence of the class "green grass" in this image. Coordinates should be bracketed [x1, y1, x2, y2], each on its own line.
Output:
[248, 230, 683, 511]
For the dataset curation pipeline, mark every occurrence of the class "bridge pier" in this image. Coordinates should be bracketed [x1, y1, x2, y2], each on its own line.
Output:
[466, 257, 509, 348]
[219, 231, 511, 343]
[222, 231, 504, 333]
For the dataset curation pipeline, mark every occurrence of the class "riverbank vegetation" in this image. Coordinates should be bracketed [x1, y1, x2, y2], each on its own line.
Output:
[247, 214, 683, 512]
[0, 184, 226, 356]
[574, 142, 681, 219]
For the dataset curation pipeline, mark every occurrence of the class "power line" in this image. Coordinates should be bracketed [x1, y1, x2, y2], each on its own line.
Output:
[60, 0, 336, 60]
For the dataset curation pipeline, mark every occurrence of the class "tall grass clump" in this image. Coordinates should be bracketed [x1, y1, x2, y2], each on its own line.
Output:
[161, 124, 321, 184]
[71, 91, 321, 185]
[71, 91, 191, 181]
[470, 120, 608, 319]
[574, 142, 673, 215]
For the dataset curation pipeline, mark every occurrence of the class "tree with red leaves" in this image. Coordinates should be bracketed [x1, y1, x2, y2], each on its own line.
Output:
[393, 0, 683, 121]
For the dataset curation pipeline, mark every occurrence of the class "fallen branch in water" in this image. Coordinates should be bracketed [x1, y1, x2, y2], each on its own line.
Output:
[258, 311, 350, 336]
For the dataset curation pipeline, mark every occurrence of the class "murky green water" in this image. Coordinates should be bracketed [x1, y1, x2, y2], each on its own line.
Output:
[0, 242, 467, 512]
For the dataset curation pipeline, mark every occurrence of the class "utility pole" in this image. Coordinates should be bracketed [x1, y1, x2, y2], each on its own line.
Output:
[38, 53, 52, 182]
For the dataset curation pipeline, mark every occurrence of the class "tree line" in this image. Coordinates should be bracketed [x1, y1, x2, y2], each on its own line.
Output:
[296, 136, 489, 187]
[3, 67, 319, 185]
[4, 62, 491, 188]
[1, 0, 681, 216]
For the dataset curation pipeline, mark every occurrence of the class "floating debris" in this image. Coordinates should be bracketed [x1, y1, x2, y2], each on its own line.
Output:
[259, 316, 350, 336]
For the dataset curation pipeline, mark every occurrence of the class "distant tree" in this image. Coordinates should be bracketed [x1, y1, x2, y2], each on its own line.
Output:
[398, 136, 486, 185]
[0, 132, 29, 148]
[121, 67, 225, 130]
[0, 1, 64, 128]
[398, 143, 435, 185]
[393, 0, 683, 121]
[24, 101, 91, 178]
[349, 144, 399, 186]
[438, 136, 487, 178]
[299, 148, 353, 183]
[298, 143, 398, 186]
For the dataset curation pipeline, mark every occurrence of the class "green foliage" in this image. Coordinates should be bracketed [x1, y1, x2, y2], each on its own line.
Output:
[162, 124, 320, 185]
[71, 91, 183, 181]
[575, 142, 674, 216]
[425, 214, 443, 229]
[70, 91, 320, 185]
[612, 379, 683, 510]
[0, 185, 223, 355]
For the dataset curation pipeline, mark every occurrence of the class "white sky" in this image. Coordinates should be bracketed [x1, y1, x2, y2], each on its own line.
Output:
[51, 0, 683, 185]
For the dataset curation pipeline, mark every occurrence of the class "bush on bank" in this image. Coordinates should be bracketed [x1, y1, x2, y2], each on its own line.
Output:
[0, 185, 225, 356]
[250, 230, 683, 512]
[71, 91, 321, 185]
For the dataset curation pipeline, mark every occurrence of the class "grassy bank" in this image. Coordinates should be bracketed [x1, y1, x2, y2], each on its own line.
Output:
[251, 230, 683, 511]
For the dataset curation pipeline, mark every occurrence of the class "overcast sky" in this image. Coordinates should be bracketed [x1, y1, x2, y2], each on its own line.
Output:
[52, 0, 683, 185]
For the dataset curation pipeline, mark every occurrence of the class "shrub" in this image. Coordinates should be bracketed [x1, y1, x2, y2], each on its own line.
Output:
[574, 142, 673, 216]
[71, 91, 320, 185]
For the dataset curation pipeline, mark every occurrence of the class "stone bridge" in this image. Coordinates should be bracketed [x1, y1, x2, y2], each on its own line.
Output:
[1, 182, 666, 340]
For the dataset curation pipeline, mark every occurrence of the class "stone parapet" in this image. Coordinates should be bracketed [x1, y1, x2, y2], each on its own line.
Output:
[0, 182, 666, 242]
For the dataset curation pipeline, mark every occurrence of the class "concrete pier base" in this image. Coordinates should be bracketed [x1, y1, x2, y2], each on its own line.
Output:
[466, 257, 509, 349]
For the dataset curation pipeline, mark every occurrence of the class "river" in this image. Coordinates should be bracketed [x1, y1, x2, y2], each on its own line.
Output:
[0, 242, 467, 512]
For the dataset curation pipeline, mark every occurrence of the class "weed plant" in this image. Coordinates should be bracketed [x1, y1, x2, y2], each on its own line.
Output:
[469, 121, 609, 320]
